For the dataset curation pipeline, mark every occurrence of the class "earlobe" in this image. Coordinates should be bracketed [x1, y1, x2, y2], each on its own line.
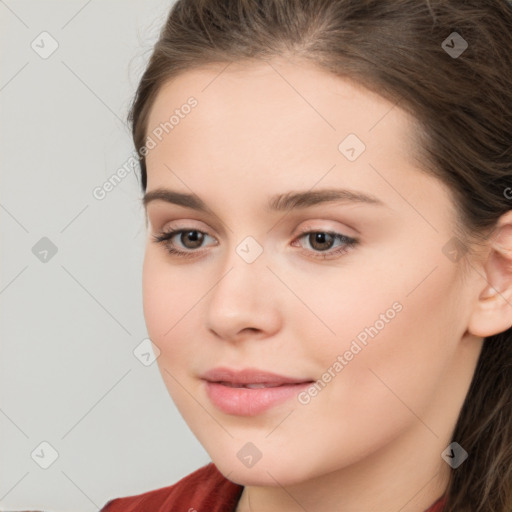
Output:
[467, 211, 512, 338]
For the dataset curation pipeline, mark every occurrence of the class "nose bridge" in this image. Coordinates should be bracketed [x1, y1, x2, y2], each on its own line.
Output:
[204, 236, 280, 338]
[210, 238, 267, 312]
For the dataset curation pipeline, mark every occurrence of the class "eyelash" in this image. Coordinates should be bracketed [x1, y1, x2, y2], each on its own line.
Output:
[152, 227, 359, 261]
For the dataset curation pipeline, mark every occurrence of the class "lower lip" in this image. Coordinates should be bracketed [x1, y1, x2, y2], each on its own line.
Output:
[204, 380, 312, 416]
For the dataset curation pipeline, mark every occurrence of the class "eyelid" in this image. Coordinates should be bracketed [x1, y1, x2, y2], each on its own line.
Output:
[293, 221, 358, 239]
[146, 208, 228, 239]
[291, 228, 358, 259]
[153, 226, 217, 247]
[154, 220, 355, 244]
[152, 222, 359, 261]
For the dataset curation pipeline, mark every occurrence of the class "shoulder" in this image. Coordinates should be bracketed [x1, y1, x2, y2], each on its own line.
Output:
[100, 462, 244, 512]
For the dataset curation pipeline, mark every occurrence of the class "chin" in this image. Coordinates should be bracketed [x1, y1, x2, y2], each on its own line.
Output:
[212, 453, 319, 488]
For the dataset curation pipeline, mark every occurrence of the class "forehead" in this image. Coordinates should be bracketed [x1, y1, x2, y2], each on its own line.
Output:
[144, 59, 447, 212]
[149, 58, 409, 131]
[142, 59, 458, 237]
[146, 59, 418, 167]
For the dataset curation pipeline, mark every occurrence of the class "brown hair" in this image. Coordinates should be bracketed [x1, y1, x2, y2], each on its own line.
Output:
[128, 1, 512, 510]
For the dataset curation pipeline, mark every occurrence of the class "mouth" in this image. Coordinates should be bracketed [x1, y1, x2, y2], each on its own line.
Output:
[201, 366, 313, 386]
[213, 381, 308, 389]
[201, 367, 315, 416]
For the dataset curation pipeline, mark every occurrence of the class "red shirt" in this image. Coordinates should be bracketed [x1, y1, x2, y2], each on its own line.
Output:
[100, 463, 446, 512]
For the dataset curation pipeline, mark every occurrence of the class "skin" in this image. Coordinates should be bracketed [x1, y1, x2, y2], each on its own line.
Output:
[141, 56, 512, 512]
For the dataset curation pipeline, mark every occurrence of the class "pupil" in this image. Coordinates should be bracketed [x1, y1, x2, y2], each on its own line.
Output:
[182, 230, 203, 248]
[311, 232, 333, 251]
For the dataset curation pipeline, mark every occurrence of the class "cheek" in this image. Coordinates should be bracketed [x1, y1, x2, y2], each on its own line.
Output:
[279, 271, 459, 476]
[142, 251, 169, 339]
[142, 250, 202, 414]
[292, 241, 463, 411]
[142, 249, 196, 358]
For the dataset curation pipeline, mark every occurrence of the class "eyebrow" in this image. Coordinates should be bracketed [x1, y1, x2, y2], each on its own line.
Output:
[142, 187, 385, 212]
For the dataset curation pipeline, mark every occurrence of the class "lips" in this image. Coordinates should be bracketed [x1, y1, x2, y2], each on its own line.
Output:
[201, 367, 314, 416]
[201, 366, 313, 386]
[219, 382, 284, 388]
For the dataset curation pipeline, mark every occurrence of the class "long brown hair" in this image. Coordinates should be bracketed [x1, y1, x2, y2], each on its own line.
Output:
[128, 1, 512, 510]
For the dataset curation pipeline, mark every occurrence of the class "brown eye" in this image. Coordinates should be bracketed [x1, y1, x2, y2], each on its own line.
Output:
[307, 232, 335, 251]
[179, 230, 204, 249]
[292, 230, 359, 260]
[152, 228, 217, 258]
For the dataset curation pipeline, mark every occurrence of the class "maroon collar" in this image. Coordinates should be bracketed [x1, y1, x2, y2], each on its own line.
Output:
[424, 494, 446, 512]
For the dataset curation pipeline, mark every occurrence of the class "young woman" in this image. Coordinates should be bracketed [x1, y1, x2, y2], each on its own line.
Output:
[100, 1, 512, 511]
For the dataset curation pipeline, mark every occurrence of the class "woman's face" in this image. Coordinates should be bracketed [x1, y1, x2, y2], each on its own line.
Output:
[142, 58, 483, 488]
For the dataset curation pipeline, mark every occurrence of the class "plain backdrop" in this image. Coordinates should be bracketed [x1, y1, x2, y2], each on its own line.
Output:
[0, 1, 211, 510]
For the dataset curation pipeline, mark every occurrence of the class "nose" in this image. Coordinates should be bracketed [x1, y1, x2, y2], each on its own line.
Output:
[204, 249, 282, 342]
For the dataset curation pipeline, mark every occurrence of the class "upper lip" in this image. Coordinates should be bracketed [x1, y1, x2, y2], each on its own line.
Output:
[201, 367, 313, 385]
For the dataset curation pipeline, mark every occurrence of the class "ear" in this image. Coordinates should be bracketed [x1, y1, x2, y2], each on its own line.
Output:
[467, 210, 512, 338]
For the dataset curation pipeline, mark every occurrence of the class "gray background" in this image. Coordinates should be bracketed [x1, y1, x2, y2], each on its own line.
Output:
[0, 1, 210, 510]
